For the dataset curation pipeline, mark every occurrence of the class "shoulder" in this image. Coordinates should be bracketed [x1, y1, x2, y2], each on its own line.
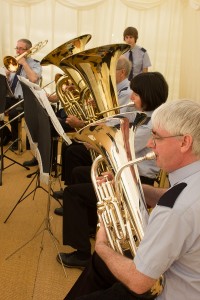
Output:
[158, 183, 187, 208]
[140, 47, 147, 53]
[135, 45, 147, 53]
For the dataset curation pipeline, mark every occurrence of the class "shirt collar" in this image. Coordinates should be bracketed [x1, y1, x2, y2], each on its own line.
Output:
[169, 160, 200, 186]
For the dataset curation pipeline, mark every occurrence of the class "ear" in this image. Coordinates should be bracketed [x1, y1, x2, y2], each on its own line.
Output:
[180, 135, 193, 153]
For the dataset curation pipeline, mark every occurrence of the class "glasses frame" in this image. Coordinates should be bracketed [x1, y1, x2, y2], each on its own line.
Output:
[151, 131, 183, 147]
[14, 47, 27, 51]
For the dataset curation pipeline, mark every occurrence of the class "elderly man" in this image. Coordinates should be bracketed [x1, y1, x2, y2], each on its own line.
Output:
[5, 38, 42, 150]
[65, 99, 200, 300]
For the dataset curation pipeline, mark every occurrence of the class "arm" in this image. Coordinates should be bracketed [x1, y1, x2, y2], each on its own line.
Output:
[95, 222, 157, 294]
[66, 115, 85, 129]
[142, 184, 167, 208]
[47, 93, 59, 103]
[18, 57, 39, 83]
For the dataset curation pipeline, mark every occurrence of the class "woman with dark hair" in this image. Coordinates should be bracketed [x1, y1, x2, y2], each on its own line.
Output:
[130, 72, 168, 185]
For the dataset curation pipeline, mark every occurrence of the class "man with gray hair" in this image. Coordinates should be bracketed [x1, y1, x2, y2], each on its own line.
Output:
[5, 38, 42, 150]
[116, 55, 132, 112]
[65, 99, 200, 300]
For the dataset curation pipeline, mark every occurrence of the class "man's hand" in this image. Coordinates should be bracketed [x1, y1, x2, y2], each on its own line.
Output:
[66, 115, 85, 129]
[95, 220, 108, 252]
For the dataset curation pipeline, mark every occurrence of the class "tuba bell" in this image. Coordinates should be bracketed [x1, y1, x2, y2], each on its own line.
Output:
[40, 34, 92, 67]
[74, 111, 164, 298]
[40, 34, 92, 122]
[60, 43, 131, 120]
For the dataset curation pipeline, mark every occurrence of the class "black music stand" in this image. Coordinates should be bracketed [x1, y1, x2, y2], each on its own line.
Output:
[4, 80, 52, 222]
[4, 78, 71, 267]
[0, 73, 29, 186]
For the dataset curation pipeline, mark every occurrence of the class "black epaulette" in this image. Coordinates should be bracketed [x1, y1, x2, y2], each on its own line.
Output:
[157, 182, 187, 208]
[119, 87, 128, 92]
[118, 87, 128, 95]
[142, 116, 151, 125]
[140, 47, 146, 53]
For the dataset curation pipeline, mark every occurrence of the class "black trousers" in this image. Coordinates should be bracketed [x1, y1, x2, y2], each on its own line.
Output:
[65, 252, 153, 300]
[61, 142, 92, 185]
[63, 166, 97, 253]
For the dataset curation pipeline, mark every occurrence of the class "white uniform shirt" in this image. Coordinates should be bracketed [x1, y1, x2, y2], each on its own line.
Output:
[124, 45, 151, 78]
[134, 160, 200, 300]
[9, 57, 42, 99]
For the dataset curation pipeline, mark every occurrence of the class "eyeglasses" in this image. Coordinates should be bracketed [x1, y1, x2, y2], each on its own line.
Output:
[151, 131, 183, 147]
[14, 47, 27, 51]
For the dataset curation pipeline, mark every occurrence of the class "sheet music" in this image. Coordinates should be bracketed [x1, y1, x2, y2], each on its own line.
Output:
[24, 122, 49, 184]
[18, 76, 72, 145]
[0, 67, 14, 97]
[0, 67, 6, 76]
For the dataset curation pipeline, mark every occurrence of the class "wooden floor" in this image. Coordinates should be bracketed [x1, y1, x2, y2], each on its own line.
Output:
[0, 136, 85, 299]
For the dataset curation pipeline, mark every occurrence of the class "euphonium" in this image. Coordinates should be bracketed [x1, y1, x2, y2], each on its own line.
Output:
[4, 40, 48, 72]
[74, 111, 164, 298]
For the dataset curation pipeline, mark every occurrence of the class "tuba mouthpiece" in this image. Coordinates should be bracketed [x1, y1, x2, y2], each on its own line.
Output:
[145, 151, 156, 160]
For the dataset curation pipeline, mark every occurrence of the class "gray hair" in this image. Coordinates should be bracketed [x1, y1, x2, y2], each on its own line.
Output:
[116, 56, 132, 77]
[152, 99, 200, 157]
[17, 39, 32, 49]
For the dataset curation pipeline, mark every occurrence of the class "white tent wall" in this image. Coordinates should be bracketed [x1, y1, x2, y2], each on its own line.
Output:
[0, 0, 200, 103]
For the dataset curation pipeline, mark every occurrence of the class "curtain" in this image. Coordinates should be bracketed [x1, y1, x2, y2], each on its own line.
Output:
[0, 0, 200, 103]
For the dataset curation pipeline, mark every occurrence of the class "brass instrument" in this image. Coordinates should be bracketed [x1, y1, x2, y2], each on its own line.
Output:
[60, 43, 131, 120]
[3, 40, 48, 72]
[59, 42, 131, 171]
[40, 34, 91, 67]
[40, 34, 92, 122]
[74, 111, 164, 298]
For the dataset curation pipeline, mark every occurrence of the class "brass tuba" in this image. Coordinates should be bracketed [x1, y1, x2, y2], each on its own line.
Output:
[4, 40, 48, 72]
[40, 34, 93, 122]
[40, 34, 91, 67]
[74, 111, 164, 298]
[60, 43, 131, 120]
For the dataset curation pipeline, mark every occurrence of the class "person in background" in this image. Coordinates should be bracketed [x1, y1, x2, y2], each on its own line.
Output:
[123, 26, 151, 81]
[5, 38, 42, 150]
[64, 99, 200, 300]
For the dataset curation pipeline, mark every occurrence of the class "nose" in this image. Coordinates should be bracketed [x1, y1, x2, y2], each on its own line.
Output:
[130, 92, 134, 101]
[146, 137, 154, 149]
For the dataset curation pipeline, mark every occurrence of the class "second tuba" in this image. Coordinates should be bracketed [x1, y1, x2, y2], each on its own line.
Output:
[60, 43, 131, 120]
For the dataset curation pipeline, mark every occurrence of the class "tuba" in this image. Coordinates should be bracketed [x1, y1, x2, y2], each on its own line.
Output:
[74, 111, 164, 298]
[4, 40, 48, 72]
[60, 43, 131, 121]
[40, 34, 93, 122]
[40, 34, 92, 67]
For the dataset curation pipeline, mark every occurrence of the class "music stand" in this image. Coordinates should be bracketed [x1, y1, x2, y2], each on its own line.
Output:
[4, 77, 71, 221]
[4, 77, 71, 267]
[0, 69, 29, 186]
